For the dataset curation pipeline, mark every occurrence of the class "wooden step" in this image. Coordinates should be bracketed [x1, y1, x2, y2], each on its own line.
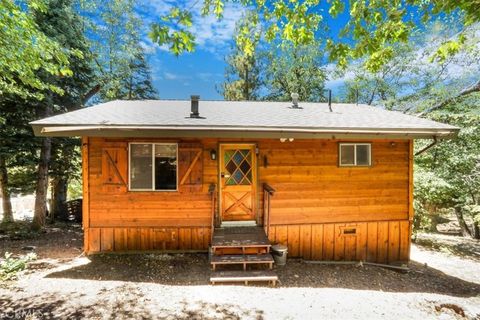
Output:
[212, 247, 270, 255]
[210, 270, 278, 286]
[211, 227, 271, 255]
[211, 253, 274, 270]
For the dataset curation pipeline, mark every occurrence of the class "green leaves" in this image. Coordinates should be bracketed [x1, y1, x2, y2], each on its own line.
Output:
[326, 40, 350, 69]
[148, 0, 479, 72]
[364, 47, 394, 72]
[414, 97, 480, 233]
[268, 1, 321, 47]
[149, 24, 170, 45]
[234, 11, 261, 57]
[221, 10, 263, 101]
[149, 26, 195, 56]
[164, 7, 193, 27]
[149, 8, 195, 56]
[28, 0, 47, 13]
[0, 252, 37, 281]
[430, 34, 467, 63]
[170, 31, 196, 56]
[87, 0, 157, 101]
[0, 0, 73, 99]
[328, 0, 345, 17]
[264, 41, 327, 102]
[202, 0, 226, 18]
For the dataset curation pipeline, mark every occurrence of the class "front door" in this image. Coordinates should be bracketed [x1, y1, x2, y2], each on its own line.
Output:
[219, 144, 257, 222]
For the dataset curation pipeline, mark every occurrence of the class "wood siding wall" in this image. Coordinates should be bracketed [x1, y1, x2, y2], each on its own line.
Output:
[256, 139, 410, 225]
[268, 221, 411, 263]
[86, 227, 211, 252]
[83, 137, 413, 262]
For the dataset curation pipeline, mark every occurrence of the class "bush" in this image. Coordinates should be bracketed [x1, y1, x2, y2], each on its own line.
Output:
[0, 252, 37, 281]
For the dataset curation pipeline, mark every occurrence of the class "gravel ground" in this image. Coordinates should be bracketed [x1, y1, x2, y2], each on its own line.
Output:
[414, 232, 480, 262]
[1, 226, 479, 319]
[411, 244, 480, 285]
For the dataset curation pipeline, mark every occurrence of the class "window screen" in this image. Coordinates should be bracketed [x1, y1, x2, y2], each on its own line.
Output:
[356, 144, 370, 166]
[130, 144, 153, 189]
[339, 143, 371, 166]
[129, 143, 177, 190]
[340, 145, 355, 165]
[154, 144, 177, 190]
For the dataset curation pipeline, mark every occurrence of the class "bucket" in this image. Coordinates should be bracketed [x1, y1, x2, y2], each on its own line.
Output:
[271, 244, 288, 266]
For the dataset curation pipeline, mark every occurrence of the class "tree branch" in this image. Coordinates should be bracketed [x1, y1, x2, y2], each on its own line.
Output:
[418, 79, 480, 116]
[82, 84, 101, 105]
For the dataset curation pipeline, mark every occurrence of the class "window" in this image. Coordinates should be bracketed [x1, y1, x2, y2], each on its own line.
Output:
[129, 143, 177, 191]
[339, 143, 371, 166]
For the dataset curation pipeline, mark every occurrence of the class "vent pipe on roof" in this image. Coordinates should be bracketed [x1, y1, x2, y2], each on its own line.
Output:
[291, 92, 299, 108]
[327, 89, 332, 112]
[190, 95, 200, 118]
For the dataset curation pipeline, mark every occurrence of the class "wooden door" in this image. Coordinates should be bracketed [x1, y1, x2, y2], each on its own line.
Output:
[219, 144, 257, 222]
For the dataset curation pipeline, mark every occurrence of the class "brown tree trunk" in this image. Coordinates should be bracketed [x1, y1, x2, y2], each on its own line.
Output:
[0, 156, 13, 223]
[50, 176, 67, 221]
[473, 221, 480, 240]
[244, 67, 249, 100]
[32, 136, 52, 230]
[454, 206, 472, 237]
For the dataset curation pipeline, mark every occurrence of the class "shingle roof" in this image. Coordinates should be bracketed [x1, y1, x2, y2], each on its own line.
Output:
[31, 99, 459, 139]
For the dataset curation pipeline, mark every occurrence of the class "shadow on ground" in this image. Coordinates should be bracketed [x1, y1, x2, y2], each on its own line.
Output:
[0, 287, 264, 319]
[0, 292, 111, 319]
[44, 253, 480, 297]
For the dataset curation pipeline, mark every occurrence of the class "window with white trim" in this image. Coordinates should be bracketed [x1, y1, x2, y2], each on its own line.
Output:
[339, 143, 371, 166]
[129, 143, 177, 191]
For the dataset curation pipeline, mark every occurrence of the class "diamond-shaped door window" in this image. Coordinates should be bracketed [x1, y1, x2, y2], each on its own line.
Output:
[239, 158, 251, 175]
[224, 150, 234, 163]
[223, 149, 252, 185]
[226, 177, 236, 185]
[232, 169, 244, 183]
[240, 149, 250, 157]
[225, 159, 237, 175]
[233, 151, 244, 165]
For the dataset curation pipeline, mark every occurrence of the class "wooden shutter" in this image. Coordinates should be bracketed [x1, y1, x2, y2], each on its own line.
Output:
[102, 146, 127, 192]
[178, 142, 203, 191]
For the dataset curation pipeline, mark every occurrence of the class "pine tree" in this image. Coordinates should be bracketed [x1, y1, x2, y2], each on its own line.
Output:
[29, 0, 96, 230]
[122, 47, 158, 100]
[89, 0, 158, 101]
[220, 11, 263, 101]
[0, 96, 38, 223]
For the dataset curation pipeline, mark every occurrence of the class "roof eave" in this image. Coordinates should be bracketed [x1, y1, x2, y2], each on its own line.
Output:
[31, 124, 459, 140]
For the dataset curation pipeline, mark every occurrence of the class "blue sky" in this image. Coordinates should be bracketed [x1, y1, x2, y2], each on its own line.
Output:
[137, 1, 351, 100]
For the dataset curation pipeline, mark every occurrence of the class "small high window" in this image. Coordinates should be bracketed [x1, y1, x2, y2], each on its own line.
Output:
[129, 143, 177, 191]
[339, 143, 371, 166]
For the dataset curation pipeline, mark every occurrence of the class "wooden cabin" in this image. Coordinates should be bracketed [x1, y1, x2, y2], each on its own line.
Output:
[32, 97, 458, 269]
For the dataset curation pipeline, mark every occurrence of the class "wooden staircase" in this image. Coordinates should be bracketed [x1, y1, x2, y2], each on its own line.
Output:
[210, 227, 278, 285]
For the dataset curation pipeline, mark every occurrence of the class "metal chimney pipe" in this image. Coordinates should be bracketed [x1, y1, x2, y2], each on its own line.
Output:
[291, 92, 299, 108]
[190, 95, 200, 118]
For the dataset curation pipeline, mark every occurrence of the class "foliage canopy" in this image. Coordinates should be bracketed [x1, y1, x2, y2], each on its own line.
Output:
[149, 0, 480, 71]
[0, 0, 76, 100]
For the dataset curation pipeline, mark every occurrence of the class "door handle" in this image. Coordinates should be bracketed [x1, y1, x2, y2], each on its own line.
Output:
[221, 172, 230, 178]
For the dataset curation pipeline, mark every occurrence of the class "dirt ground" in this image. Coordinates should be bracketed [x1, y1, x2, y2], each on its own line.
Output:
[1, 225, 479, 319]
